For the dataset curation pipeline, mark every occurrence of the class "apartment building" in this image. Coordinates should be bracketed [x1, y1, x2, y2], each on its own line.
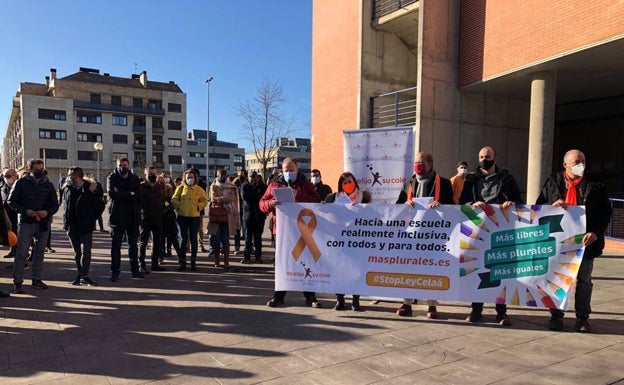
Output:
[245, 137, 311, 180]
[3, 67, 187, 185]
[311, 0, 624, 201]
[185, 129, 245, 181]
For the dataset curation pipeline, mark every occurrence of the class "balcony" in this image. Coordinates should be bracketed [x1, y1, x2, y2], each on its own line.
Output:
[371, 0, 419, 51]
[74, 101, 165, 116]
[153, 144, 164, 151]
[372, 0, 418, 19]
[152, 126, 165, 134]
[153, 162, 165, 168]
[132, 125, 146, 133]
[133, 143, 146, 150]
[370, 87, 417, 128]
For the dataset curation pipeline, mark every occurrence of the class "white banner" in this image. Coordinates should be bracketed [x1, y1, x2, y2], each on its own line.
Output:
[275, 202, 586, 309]
[343, 127, 414, 203]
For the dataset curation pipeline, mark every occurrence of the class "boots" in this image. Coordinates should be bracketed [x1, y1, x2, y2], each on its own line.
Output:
[352, 295, 361, 311]
[223, 244, 230, 269]
[334, 294, 345, 311]
[177, 260, 187, 271]
[213, 244, 221, 267]
[190, 260, 197, 271]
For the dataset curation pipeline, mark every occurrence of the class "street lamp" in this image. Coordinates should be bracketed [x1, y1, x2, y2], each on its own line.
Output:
[205, 76, 213, 183]
[93, 142, 103, 182]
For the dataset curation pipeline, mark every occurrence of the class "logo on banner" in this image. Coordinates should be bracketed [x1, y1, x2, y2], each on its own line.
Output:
[291, 208, 321, 262]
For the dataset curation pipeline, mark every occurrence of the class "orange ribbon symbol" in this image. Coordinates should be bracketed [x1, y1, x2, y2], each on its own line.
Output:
[291, 208, 322, 262]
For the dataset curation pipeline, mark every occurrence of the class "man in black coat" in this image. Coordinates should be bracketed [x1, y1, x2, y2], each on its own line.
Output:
[396, 151, 454, 319]
[310, 169, 332, 201]
[139, 166, 166, 273]
[107, 157, 142, 281]
[241, 171, 267, 264]
[62, 167, 104, 286]
[1, 168, 18, 259]
[536, 149, 611, 333]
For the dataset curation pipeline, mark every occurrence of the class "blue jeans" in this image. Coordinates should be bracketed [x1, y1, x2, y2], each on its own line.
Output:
[178, 216, 199, 263]
[110, 223, 140, 274]
[13, 222, 48, 284]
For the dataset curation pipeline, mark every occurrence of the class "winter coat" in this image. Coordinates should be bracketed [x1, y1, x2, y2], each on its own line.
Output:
[8, 174, 59, 225]
[172, 183, 208, 218]
[61, 178, 104, 233]
[207, 180, 240, 235]
[459, 166, 523, 205]
[107, 170, 142, 227]
[242, 180, 267, 224]
[396, 172, 454, 205]
[140, 180, 165, 222]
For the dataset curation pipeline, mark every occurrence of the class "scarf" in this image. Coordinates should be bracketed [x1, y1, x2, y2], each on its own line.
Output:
[407, 172, 441, 202]
[564, 171, 582, 205]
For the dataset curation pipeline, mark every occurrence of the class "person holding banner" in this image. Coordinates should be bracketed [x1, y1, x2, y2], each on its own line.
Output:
[396, 152, 454, 318]
[536, 149, 611, 333]
[261, 157, 322, 308]
[324, 171, 372, 311]
[459, 146, 522, 326]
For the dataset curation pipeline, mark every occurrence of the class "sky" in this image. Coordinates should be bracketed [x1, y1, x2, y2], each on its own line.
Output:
[0, 0, 312, 150]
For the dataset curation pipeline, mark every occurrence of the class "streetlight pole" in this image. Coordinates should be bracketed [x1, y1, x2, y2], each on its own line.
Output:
[205, 76, 213, 183]
[93, 142, 103, 182]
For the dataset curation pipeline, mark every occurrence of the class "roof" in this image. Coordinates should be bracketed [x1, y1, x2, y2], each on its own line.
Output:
[60, 71, 183, 93]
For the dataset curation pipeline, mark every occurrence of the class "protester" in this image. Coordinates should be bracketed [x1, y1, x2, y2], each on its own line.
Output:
[139, 166, 167, 273]
[1, 168, 18, 259]
[450, 161, 468, 204]
[8, 159, 59, 293]
[160, 172, 181, 264]
[190, 168, 209, 253]
[207, 169, 240, 269]
[536, 149, 611, 333]
[86, 173, 106, 232]
[232, 170, 248, 255]
[260, 157, 322, 308]
[172, 168, 208, 271]
[396, 152, 454, 318]
[61, 167, 104, 286]
[459, 146, 522, 326]
[107, 157, 143, 281]
[324, 171, 371, 311]
[241, 171, 267, 264]
[311, 169, 333, 201]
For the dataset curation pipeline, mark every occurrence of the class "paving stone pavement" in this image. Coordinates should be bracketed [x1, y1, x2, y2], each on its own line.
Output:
[1, 214, 623, 384]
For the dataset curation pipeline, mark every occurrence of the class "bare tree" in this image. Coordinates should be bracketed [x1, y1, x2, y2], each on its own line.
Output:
[237, 79, 294, 179]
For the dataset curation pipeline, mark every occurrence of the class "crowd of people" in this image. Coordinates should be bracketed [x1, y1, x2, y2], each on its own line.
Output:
[0, 146, 611, 334]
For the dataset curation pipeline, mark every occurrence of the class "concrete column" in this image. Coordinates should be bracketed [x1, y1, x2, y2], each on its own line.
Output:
[526, 70, 557, 203]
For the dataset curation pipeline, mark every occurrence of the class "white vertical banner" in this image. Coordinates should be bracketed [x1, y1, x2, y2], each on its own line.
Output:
[343, 127, 414, 203]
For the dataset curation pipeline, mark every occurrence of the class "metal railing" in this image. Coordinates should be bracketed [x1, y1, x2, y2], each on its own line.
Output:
[370, 86, 417, 128]
[74, 101, 165, 116]
[372, 0, 418, 19]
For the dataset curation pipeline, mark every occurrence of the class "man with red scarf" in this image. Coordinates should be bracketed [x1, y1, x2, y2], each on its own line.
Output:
[536, 149, 611, 333]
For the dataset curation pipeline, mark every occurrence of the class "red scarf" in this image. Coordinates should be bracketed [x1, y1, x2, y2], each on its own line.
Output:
[564, 171, 582, 205]
[407, 174, 441, 202]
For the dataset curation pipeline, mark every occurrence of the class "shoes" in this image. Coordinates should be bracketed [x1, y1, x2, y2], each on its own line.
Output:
[151, 265, 167, 271]
[200, 246, 207, 253]
[27, 254, 32, 262]
[496, 312, 511, 326]
[110, 271, 120, 282]
[306, 298, 322, 308]
[131, 272, 145, 279]
[351, 297, 361, 311]
[426, 306, 438, 319]
[575, 317, 591, 333]
[13, 283, 23, 294]
[31, 279, 49, 289]
[466, 310, 483, 323]
[190, 262, 197, 271]
[267, 298, 284, 307]
[255, 258, 264, 264]
[139, 265, 150, 274]
[71, 275, 82, 286]
[177, 264, 187, 272]
[47, 247, 56, 253]
[334, 298, 346, 311]
[548, 315, 564, 331]
[370, 300, 380, 305]
[396, 304, 412, 316]
[0, 289, 10, 297]
[81, 277, 97, 286]
[3, 252, 14, 259]
[241, 259, 254, 264]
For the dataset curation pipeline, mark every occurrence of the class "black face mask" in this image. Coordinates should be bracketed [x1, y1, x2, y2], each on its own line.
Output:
[148, 175, 157, 183]
[479, 160, 495, 171]
[118, 166, 129, 175]
[33, 170, 45, 179]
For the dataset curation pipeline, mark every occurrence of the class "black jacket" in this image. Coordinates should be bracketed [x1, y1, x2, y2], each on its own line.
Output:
[536, 172, 611, 259]
[314, 183, 333, 201]
[140, 181, 165, 222]
[459, 166, 523, 205]
[107, 170, 142, 226]
[61, 179, 104, 233]
[242, 181, 268, 223]
[396, 172, 454, 205]
[8, 174, 59, 225]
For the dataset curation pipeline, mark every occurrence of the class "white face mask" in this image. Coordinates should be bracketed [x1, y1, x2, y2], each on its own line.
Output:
[458, 167, 468, 176]
[310, 176, 320, 185]
[571, 163, 585, 177]
[284, 171, 297, 185]
[164, 177, 171, 184]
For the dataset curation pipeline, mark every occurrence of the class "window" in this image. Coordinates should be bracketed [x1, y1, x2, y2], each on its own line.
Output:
[111, 95, 122, 106]
[39, 148, 67, 159]
[78, 151, 98, 161]
[168, 155, 182, 164]
[38, 108, 66, 121]
[90, 93, 101, 104]
[112, 152, 128, 161]
[196, 138, 207, 146]
[168, 138, 182, 147]
[77, 132, 102, 142]
[39, 129, 66, 140]
[133, 116, 146, 127]
[188, 152, 205, 158]
[112, 114, 127, 126]
[133, 97, 143, 108]
[168, 120, 181, 130]
[76, 111, 102, 124]
[152, 117, 163, 128]
[113, 134, 127, 144]
[168, 103, 182, 113]
[153, 136, 163, 146]
[148, 99, 162, 110]
[152, 153, 163, 163]
[234, 154, 243, 163]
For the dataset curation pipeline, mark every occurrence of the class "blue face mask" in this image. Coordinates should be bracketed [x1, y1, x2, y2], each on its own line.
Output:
[284, 171, 297, 185]
[186, 178, 195, 186]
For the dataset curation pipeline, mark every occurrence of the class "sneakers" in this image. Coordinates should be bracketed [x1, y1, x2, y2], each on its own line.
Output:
[575, 317, 591, 333]
[0, 289, 10, 298]
[254, 258, 264, 264]
[267, 298, 285, 307]
[548, 316, 564, 331]
[305, 298, 322, 308]
[466, 310, 483, 323]
[241, 259, 254, 264]
[81, 277, 98, 286]
[31, 279, 49, 289]
[426, 306, 438, 319]
[496, 312, 511, 326]
[13, 284, 23, 294]
[71, 275, 82, 286]
[396, 304, 412, 317]
[132, 272, 145, 279]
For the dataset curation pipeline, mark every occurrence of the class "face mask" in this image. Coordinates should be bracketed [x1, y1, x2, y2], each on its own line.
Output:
[571, 163, 585, 177]
[311, 176, 320, 185]
[186, 178, 195, 186]
[33, 170, 44, 179]
[414, 163, 427, 176]
[118, 166, 129, 175]
[458, 167, 468, 176]
[218, 177, 227, 183]
[342, 181, 356, 194]
[164, 177, 171, 184]
[479, 160, 495, 171]
[148, 175, 157, 183]
[284, 171, 297, 185]
[66, 178, 73, 187]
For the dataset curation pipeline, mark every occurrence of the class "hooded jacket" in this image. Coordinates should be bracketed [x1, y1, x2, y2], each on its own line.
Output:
[61, 178, 104, 233]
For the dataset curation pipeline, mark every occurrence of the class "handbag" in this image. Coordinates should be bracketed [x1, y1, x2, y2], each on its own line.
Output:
[208, 204, 229, 223]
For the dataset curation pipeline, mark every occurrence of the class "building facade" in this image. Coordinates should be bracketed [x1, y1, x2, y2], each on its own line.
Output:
[245, 137, 311, 179]
[185, 129, 245, 181]
[311, 0, 624, 201]
[3, 67, 187, 186]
